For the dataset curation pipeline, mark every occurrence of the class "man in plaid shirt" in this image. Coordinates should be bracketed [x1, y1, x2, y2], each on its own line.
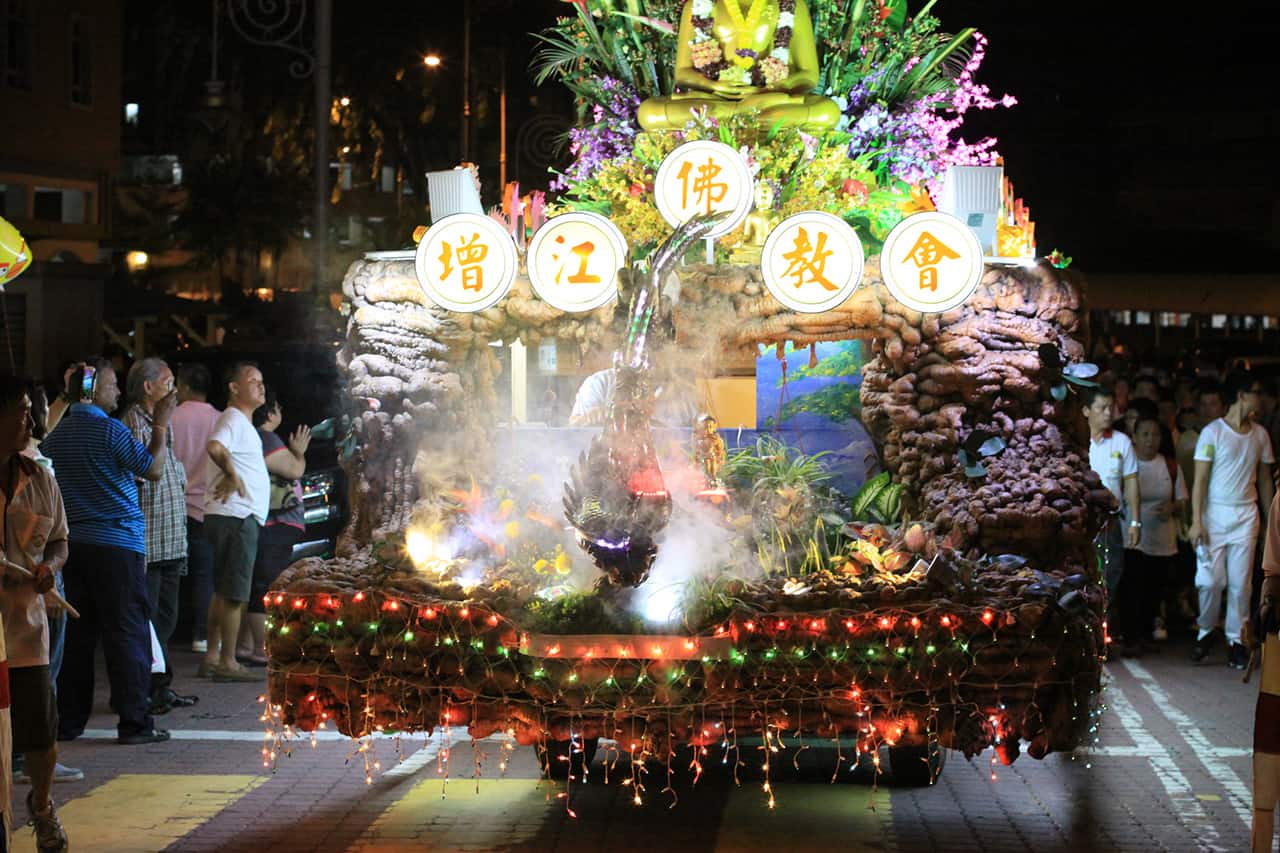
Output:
[122, 359, 198, 715]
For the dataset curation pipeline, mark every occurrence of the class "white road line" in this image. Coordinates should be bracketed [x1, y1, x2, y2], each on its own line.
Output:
[382, 729, 478, 780]
[1107, 681, 1227, 852]
[1093, 745, 1250, 759]
[76, 729, 512, 745]
[1120, 659, 1254, 829]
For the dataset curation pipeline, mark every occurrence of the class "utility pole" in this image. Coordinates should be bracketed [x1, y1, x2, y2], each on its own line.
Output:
[461, 0, 471, 163]
[313, 0, 331, 294]
[226, 0, 332, 296]
[499, 37, 507, 188]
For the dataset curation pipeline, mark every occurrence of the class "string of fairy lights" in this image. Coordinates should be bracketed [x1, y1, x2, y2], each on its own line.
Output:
[260, 584, 1107, 809]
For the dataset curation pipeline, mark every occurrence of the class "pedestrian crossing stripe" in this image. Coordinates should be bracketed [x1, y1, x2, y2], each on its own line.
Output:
[7, 774, 266, 853]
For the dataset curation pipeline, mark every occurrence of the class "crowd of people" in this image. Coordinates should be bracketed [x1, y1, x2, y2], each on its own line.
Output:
[1083, 362, 1280, 668]
[0, 359, 310, 853]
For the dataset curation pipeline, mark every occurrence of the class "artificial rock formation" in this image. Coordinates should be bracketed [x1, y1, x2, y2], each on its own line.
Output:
[337, 254, 1110, 576]
[268, 253, 1109, 765]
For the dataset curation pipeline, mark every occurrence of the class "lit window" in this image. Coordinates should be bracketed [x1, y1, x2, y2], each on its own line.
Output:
[125, 102, 139, 124]
[32, 187, 90, 224]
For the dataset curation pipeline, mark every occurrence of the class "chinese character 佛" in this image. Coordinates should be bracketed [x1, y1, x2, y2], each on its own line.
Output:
[551, 235, 600, 285]
[677, 157, 728, 215]
[438, 232, 489, 291]
[900, 230, 959, 292]
[780, 226, 836, 291]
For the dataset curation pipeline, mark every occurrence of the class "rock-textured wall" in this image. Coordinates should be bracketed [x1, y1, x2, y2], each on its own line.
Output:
[338, 254, 1110, 575]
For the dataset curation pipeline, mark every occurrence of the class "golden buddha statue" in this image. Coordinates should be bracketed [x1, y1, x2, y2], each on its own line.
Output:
[638, 0, 841, 132]
[730, 181, 777, 263]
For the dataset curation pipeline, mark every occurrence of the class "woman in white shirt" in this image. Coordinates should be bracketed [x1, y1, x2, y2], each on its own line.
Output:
[1131, 414, 1188, 646]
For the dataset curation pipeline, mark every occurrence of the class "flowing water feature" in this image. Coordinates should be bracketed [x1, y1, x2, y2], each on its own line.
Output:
[562, 214, 726, 589]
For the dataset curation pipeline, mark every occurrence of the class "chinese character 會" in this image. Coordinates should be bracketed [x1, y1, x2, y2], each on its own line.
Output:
[779, 226, 837, 291]
[677, 157, 728, 215]
[900, 230, 960, 292]
[438, 232, 489, 292]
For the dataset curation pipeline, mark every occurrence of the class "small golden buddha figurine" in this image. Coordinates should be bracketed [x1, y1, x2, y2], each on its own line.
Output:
[638, 0, 841, 132]
[730, 181, 777, 264]
[692, 413, 728, 488]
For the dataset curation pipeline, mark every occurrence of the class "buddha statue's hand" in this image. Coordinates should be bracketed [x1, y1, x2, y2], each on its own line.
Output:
[771, 72, 818, 95]
[709, 79, 754, 100]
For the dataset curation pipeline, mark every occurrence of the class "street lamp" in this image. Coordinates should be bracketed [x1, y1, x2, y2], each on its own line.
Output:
[423, 54, 442, 68]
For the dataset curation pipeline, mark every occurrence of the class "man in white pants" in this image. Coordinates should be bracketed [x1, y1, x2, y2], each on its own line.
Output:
[1190, 373, 1274, 669]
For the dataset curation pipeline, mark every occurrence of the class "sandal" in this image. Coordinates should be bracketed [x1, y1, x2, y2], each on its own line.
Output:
[212, 665, 262, 683]
[236, 654, 269, 668]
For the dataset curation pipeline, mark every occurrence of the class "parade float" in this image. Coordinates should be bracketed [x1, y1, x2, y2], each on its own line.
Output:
[264, 0, 1116, 797]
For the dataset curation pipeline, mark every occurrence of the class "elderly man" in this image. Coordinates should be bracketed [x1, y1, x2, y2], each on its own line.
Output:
[0, 375, 70, 851]
[42, 359, 175, 744]
[122, 358, 198, 715]
[200, 363, 269, 682]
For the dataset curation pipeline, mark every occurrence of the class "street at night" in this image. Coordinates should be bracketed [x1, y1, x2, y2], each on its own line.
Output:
[2, 0, 1279, 851]
[6, 642, 1257, 853]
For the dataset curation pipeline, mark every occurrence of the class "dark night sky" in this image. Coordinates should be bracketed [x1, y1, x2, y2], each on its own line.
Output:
[315, 1, 1280, 275]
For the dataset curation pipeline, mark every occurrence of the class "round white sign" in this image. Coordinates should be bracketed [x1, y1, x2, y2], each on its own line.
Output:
[526, 211, 628, 313]
[653, 140, 754, 239]
[760, 211, 866, 314]
[880, 211, 985, 314]
[414, 213, 518, 313]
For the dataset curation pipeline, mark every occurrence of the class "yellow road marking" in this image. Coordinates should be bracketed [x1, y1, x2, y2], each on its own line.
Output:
[714, 780, 894, 852]
[350, 778, 550, 852]
[9, 774, 266, 853]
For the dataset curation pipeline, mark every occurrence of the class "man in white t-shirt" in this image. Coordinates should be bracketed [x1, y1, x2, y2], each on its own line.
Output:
[1082, 386, 1141, 650]
[1190, 372, 1275, 668]
[199, 363, 270, 682]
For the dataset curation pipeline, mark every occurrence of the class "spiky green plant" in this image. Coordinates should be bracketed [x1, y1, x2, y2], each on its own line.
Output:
[532, 0, 681, 121]
[722, 435, 832, 494]
[815, 0, 976, 112]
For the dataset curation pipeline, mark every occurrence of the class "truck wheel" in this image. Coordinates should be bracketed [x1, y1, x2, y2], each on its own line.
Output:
[886, 742, 946, 786]
[538, 737, 599, 780]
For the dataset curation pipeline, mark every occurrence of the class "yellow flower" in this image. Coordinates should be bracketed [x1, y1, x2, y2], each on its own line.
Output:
[498, 498, 515, 518]
[533, 559, 549, 574]
[504, 520, 520, 540]
[900, 184, 936, 215]
[553, 550, 572, 575]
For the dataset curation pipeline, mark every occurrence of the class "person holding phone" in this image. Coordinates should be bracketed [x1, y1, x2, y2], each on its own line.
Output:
[121, 359, 198, 715]
[41, 358, 175, 745]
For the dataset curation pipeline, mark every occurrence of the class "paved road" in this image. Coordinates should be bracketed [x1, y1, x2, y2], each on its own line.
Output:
[9, 639, 1270, 852]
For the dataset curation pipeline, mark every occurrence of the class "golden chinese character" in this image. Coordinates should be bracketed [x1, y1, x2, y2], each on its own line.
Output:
[677, 157, 728, 215]
[551, 235, 601, 285]
[900, 230, 960, 292]
[438, 232, 489, 292]
[779, 226, 836, 291]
